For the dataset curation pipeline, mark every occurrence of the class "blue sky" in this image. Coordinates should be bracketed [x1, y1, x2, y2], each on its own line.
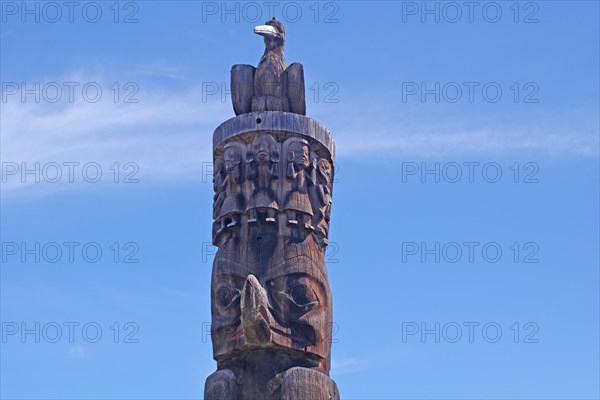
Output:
[1, 1, 599, 399]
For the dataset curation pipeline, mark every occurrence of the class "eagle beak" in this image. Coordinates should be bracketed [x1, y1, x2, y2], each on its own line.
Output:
[241, 274, 272, 345]
[254, 24, 278, 39]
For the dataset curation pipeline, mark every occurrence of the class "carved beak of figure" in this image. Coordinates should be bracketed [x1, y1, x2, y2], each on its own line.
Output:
[241, 274, 272, 344]
[254, 24, 278, 39]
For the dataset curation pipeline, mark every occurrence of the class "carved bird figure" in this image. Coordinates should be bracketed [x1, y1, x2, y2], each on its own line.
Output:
[231, 18, 306, 115]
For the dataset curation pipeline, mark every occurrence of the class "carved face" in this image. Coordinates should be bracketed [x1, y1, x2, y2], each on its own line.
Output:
[267, 270, 330, 352]
[251, 134, 276, 164]
[288, 142, 309, 169]
[317, 159, 332, 184]
[224, 146, 241, 172]
[211, 240, 332, 373]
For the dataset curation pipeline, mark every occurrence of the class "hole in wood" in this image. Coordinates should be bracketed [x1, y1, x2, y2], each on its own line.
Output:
[256, 118, 262, 124]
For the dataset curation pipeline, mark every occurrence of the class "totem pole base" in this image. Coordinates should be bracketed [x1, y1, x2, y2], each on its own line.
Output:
[204, 366, 339, 400]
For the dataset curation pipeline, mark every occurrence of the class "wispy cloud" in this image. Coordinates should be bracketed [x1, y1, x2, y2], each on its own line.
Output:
[330, 352, 402, 376]
[3, 73, 597, 196]
[68, 344, 88, 360]
[331, 357, 368, 375]
[131, 59, 191, 80]
[1, 77, 231, 194]
[322, 102, 599, 158]
[336, 128, 599, 158]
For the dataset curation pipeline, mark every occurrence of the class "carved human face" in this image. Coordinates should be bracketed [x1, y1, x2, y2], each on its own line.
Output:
[289, 142, 309, 169]
[252, 135, 274, 164]
[224, 146, 241, 172]
[211, 247, 332, 373]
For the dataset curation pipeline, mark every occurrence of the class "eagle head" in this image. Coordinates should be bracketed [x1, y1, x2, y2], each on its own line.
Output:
[254, 17, 285, 50]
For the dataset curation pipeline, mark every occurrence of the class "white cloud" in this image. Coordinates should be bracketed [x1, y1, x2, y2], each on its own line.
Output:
[68, 344, 88, 359]
[330, 353, 397, 376]
[1, 82, 231, 194]
[330, 357, 365, 374]
[131, 59, 190, 80]
[320, 102, 599, 158]
[2, 75, 597, 197]
[335, 128, 599, 158]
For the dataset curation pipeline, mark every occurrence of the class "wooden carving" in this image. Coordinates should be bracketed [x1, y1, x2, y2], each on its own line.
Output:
[283, 138, 314, 231]
[311, 159, 333, 249]
[246, 134, 279, 224]
[231, 18, 306, 116]
[205, 20, 338, 400]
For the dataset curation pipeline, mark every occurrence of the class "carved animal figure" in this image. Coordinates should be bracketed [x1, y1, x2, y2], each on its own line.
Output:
[231, 18, 306, 115]
[205, 237, 339, 400]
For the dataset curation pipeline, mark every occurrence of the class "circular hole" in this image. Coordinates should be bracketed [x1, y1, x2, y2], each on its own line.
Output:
[256, 118, 262, 124]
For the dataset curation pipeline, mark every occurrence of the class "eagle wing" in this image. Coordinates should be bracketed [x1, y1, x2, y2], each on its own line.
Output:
[283, 63, 306, 115]
[231, 64, 256, 115]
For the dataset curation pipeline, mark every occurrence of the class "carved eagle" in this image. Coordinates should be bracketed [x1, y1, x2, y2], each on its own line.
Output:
[231, 18, 306, 116]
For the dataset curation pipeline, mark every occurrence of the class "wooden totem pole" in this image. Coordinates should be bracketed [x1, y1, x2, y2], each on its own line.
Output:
[204, 18, 339, 400]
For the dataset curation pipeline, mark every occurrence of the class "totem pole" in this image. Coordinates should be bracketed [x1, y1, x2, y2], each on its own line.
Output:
[204, 18, 339, 400]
